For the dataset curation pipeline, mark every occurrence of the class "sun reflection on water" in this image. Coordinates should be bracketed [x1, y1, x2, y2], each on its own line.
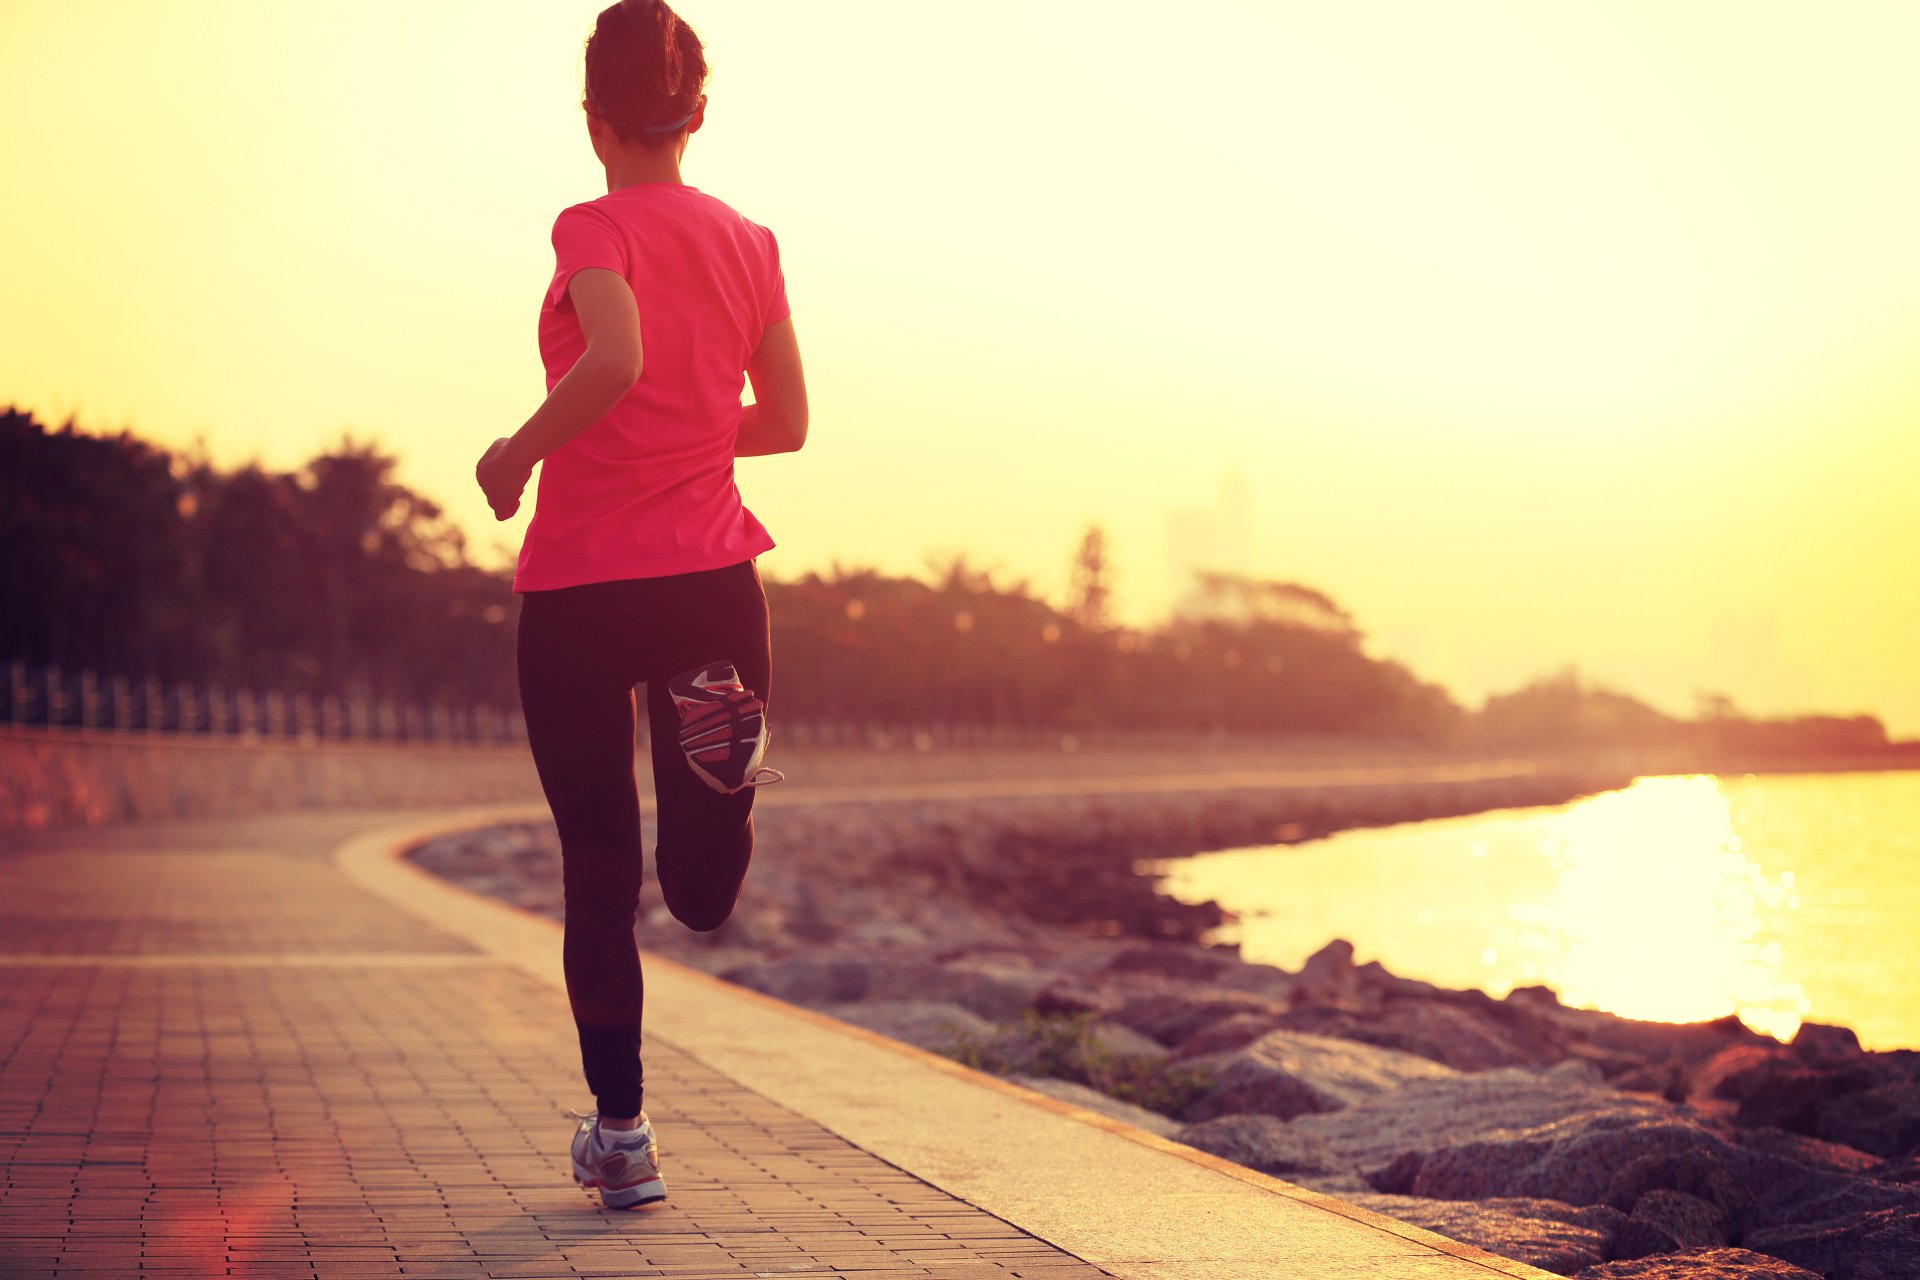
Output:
[1513, 774, 1808, 1039]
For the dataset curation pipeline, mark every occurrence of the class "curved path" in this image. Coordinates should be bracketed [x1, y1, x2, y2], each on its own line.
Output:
[0, 791, 1558, 1280]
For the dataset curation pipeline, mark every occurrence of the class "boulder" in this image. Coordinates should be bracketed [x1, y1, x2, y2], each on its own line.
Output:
[1745, 1206, 1920, 1280]
[1723, 1062, 1878, 1135]
[1180, 1030, 1458, 1123]
[1288, 1066, 1675, 1173]
[1402, 1138, 1555, 1200]
[1613, 1059, 1692, 1104]
[1347, 1193, 1620, 1273]
[1167, 1011, 1292, 1062]
[1582, 1013, 1777, 1074]
[1691, 1044, 1793, 1105]
[865, 959, 1055, 1022]
[1495, 1121, 1747, 1208]
[1571, 1247, 1822, 1279]
[1105, 942, 1237, 982]
[1862, 1157, 1920, 1184]
[1604, 1149, 1757, 1234]
[1817, 1082, 1920, 1159]
[1745, 1176, 1920, 1232]
[1277, 999, 1559, 1072]
[1170, 1114, 1357, 1182]
[722, 955, 874, 1004]
[1613, 1190, 1730, 1259]
[1293, 938, 1367, 1009]
[1109, 990, 1288, 1048]
[1002, 1074, 1183, 1138]
[1791, 1021, 1864, 1063]
[1725, 1124, 1883, 1176]
[815, 999, 998, 1054]
[1030, 978, 1119, 1018]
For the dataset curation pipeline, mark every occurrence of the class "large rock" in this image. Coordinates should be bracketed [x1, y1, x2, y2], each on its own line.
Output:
[1170, 1114, 1357, 1182]
[1347, 1193, 1622, 1273]
[865, 959, 1055, 1021]
[1791, 1021, 1864, 1064]
[1293, 938, 1367, 1009]
[1104, 942, 1240, 982]
[1571, 1248, 1822, 1279]
[1612, 1190, 1730, 1259]
[1414, 1118, 1748, 1208]
[1180, 1030, 1458, 1123]
[722, 953, 1056, 1021]
[722, 955, 874, 1004]
[1745, 1175, 1920, 1232]
[1288, 1065, 1674, 1172]
[1744, 1206, 1920, 1280]
[1109, 990, 1288, 1048]
[1721, 1060, 1879, 1134]
[1002, 1074, 1183, 1138]
[815, 999, 998, 1054]
[1167, 1011, 1293, 1061]
[1278, 998, 1562, 1072]
[1604, 1149, 1757, 1234]
[1817, 1082, 1920, 1159]
[1726, 1124, 1884, 1176]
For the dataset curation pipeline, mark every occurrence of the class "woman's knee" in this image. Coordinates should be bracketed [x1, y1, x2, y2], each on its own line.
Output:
[658, 879, 738, 933]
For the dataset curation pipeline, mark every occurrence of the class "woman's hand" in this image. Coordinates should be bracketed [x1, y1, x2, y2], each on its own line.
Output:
[475, 437, 533, 521]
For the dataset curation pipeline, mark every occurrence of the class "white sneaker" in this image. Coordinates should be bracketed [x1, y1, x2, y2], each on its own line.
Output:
[565, 1108, 666, 1208]
[667, 660, 784, 794]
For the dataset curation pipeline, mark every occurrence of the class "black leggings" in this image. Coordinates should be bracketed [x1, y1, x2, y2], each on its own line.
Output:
[515, 558, 770, 1118]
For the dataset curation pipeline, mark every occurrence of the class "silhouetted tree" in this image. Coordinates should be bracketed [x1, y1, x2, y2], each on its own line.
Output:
[1068, 524, 1113, 632]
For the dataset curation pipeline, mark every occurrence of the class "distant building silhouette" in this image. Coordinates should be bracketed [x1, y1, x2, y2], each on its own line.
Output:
[1166, 465, 1255, 616]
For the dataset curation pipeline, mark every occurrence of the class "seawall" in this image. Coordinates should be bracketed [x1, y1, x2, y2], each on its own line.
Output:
[0, 726, 543, 832]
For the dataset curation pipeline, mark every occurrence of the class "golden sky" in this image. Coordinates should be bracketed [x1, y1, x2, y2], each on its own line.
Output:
[3, 1, 1918, 735]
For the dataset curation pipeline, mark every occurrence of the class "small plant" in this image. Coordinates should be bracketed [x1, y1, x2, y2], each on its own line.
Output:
[943, 1010, 1215, 1119]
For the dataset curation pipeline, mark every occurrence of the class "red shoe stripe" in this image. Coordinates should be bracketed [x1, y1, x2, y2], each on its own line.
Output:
[604, 1172, 662, 1190]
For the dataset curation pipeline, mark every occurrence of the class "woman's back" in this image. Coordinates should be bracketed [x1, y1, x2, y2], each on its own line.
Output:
[517, 182, 787, 591]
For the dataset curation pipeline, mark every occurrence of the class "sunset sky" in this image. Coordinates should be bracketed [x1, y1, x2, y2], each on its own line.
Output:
[4, 1, 1917, 736]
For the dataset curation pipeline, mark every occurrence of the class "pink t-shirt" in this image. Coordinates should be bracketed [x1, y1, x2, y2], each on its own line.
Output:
[513, 182, 787, 592]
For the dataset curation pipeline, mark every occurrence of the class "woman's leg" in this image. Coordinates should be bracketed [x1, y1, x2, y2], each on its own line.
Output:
[645, 560, 771, 932]
[517, 585, 648, 1119]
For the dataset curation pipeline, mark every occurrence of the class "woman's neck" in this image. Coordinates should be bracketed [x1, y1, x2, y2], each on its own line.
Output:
[605, 147, 685, 193]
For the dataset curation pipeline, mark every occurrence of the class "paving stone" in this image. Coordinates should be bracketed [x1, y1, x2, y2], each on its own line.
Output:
[0, 812, 1113, 1280]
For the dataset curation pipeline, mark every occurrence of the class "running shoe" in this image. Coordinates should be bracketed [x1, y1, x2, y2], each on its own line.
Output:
[565, 1108, 666, 1208]
[667, 660, 785, 794]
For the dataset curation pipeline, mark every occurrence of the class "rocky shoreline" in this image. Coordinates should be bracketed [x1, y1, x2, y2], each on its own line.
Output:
[409, 775, 1918, 1279]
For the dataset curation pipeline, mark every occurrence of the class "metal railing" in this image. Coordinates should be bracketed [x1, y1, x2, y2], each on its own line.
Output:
[2, 659, 1437, 757]
[3, 660, 526, 746]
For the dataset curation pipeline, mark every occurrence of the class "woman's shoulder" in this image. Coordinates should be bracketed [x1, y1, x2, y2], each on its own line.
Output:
[681, 186, 779, 238]
[574, 185, 774, 235]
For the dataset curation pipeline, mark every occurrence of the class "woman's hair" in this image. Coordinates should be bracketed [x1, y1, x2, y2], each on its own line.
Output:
[582, 0, 708, 150]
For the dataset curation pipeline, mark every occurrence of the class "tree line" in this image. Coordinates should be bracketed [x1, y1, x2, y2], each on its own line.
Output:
[1, 405, 1899, 755]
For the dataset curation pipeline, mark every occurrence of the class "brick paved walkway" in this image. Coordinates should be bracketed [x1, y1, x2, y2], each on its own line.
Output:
[0, 810, 1112, 1280]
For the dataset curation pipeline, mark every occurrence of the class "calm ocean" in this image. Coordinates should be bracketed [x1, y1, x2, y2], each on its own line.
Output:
[1156, 769, 1920, 1051]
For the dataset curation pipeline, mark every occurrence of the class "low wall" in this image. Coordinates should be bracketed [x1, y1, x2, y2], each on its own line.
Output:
[0, 726, 543, 832]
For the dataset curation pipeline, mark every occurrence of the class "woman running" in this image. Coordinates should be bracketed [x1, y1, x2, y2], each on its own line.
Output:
[474, 0, 807, 1210]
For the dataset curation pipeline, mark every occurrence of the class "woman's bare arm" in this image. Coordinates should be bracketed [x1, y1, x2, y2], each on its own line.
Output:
[736, 316, 808, 457]
[475, 269, 641, 519]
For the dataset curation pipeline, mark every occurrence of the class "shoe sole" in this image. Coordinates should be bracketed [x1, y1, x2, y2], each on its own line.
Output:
[572, 1158, 667, 1207]
[669, 663, 769, 795]
[575, 1170, 666, 1208]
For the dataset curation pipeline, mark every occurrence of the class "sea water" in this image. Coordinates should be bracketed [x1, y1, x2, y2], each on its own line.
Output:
[1155, 770, 1920, 1050]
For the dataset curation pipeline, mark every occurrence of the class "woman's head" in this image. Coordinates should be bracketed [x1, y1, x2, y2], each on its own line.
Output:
[582, 0, 708, 151]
